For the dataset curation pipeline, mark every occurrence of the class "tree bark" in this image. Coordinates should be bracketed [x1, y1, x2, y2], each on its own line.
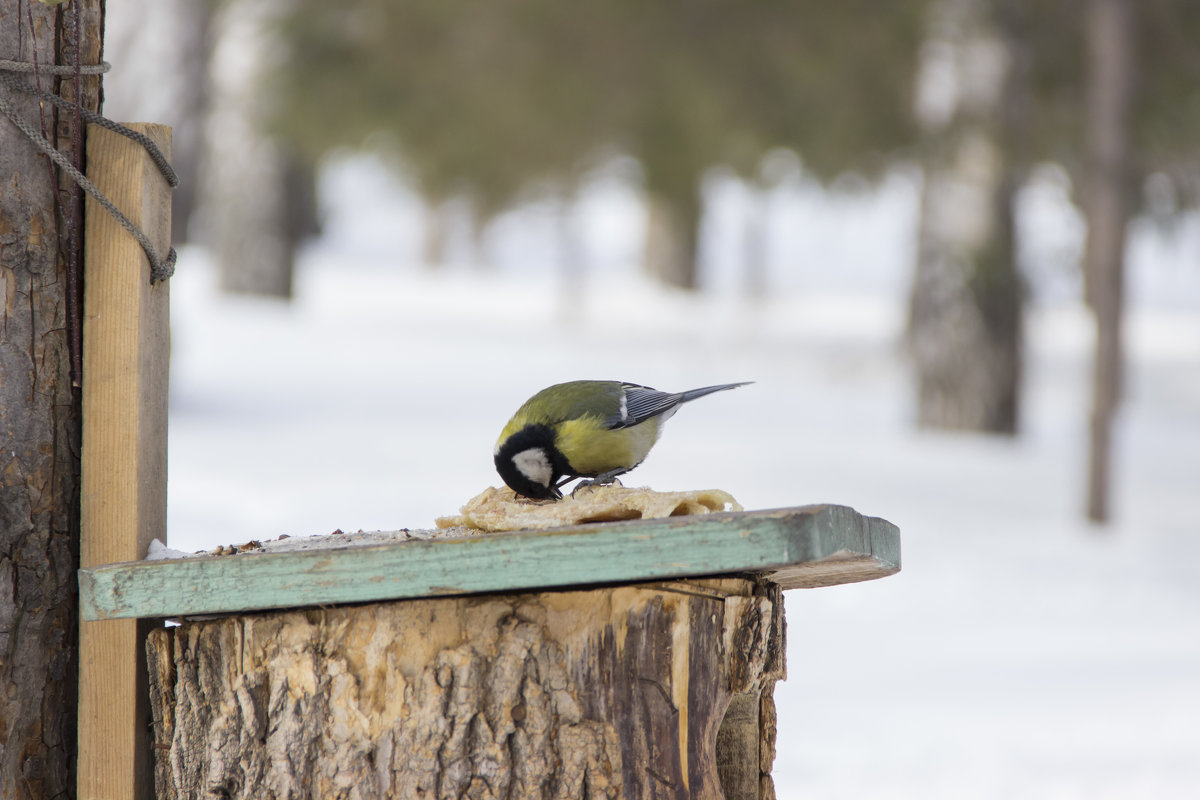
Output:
[0, 1, 103, 797]
[1083, 0, 1134, 523]
[148, 578, 785, 800]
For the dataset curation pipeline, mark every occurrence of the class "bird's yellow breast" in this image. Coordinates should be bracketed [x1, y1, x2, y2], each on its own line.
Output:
[555, 417, 661, 476]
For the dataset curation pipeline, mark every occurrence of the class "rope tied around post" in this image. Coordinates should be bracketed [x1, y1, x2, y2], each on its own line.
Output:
[0, 59, 179, 282]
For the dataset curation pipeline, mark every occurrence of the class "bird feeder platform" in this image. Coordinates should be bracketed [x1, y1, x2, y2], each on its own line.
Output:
[80, 504, 898, 800]
[75, 118, 903, 800]
[80, 504, 899, 622]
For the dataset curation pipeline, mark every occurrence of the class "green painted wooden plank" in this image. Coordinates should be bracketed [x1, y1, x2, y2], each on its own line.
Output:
[78, 504, 900, 621]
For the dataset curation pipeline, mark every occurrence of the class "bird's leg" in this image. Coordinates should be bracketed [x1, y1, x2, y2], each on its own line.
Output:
[593, 468, 627, 486]
[570, 469, 626, 496]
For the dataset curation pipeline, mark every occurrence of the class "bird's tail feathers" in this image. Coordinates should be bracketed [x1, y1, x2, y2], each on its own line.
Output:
[678, 381, 754, 404]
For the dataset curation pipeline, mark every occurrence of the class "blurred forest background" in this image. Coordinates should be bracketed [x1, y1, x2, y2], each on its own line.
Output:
[90, 2, 1200, 795]
[106, 0, 1200, 527]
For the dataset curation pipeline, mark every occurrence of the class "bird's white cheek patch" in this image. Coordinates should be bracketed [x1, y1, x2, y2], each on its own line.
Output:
[512, 448, 553, 488]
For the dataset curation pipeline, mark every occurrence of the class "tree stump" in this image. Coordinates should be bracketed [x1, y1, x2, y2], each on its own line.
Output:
[147, 577, 784, 800]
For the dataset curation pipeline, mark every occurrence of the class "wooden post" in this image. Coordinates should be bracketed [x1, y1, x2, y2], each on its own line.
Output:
[78, 122, 172, 800]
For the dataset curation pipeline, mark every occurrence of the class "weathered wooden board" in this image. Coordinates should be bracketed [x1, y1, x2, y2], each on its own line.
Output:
[80, 504, 899, 621]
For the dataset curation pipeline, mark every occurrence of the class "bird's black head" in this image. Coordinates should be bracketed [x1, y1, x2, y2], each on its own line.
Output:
[494, 424, 571, 500]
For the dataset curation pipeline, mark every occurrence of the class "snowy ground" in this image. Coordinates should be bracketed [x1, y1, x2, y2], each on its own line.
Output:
[161, 162, 1200, 798]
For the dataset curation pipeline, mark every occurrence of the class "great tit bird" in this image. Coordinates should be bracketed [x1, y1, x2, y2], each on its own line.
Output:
[494, 380, 751, 500]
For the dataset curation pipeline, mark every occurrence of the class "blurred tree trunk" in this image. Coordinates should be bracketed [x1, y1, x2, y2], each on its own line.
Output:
[907, 0, 1027, 434]
[556, 194, 586, 316]
[169, 0, 217, 244]
[422, 197, 451, 268]
[213, 145, 317, 299]
[424, 196, 486, 270]
[743, 186, 769, 302]
[644, 192, 700, 290]
[1082, 0, 1134, 523]
[0, 1, 104, 796]
[209, 1, 318, 299]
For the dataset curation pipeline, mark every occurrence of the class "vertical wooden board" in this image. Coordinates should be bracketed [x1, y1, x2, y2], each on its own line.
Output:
[78, 122, 171, 800]
[80, 122, 171, 565]
[77, 619, 156, 798]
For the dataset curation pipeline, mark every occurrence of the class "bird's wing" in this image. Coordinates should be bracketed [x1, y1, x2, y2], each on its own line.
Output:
[612, 383, 683, 428]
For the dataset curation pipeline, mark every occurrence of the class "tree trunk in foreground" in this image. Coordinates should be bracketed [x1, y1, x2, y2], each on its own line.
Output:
[148, 578, 785, 800]
[1082, 0, 1134, 524]
[0, 1, 103, 796]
